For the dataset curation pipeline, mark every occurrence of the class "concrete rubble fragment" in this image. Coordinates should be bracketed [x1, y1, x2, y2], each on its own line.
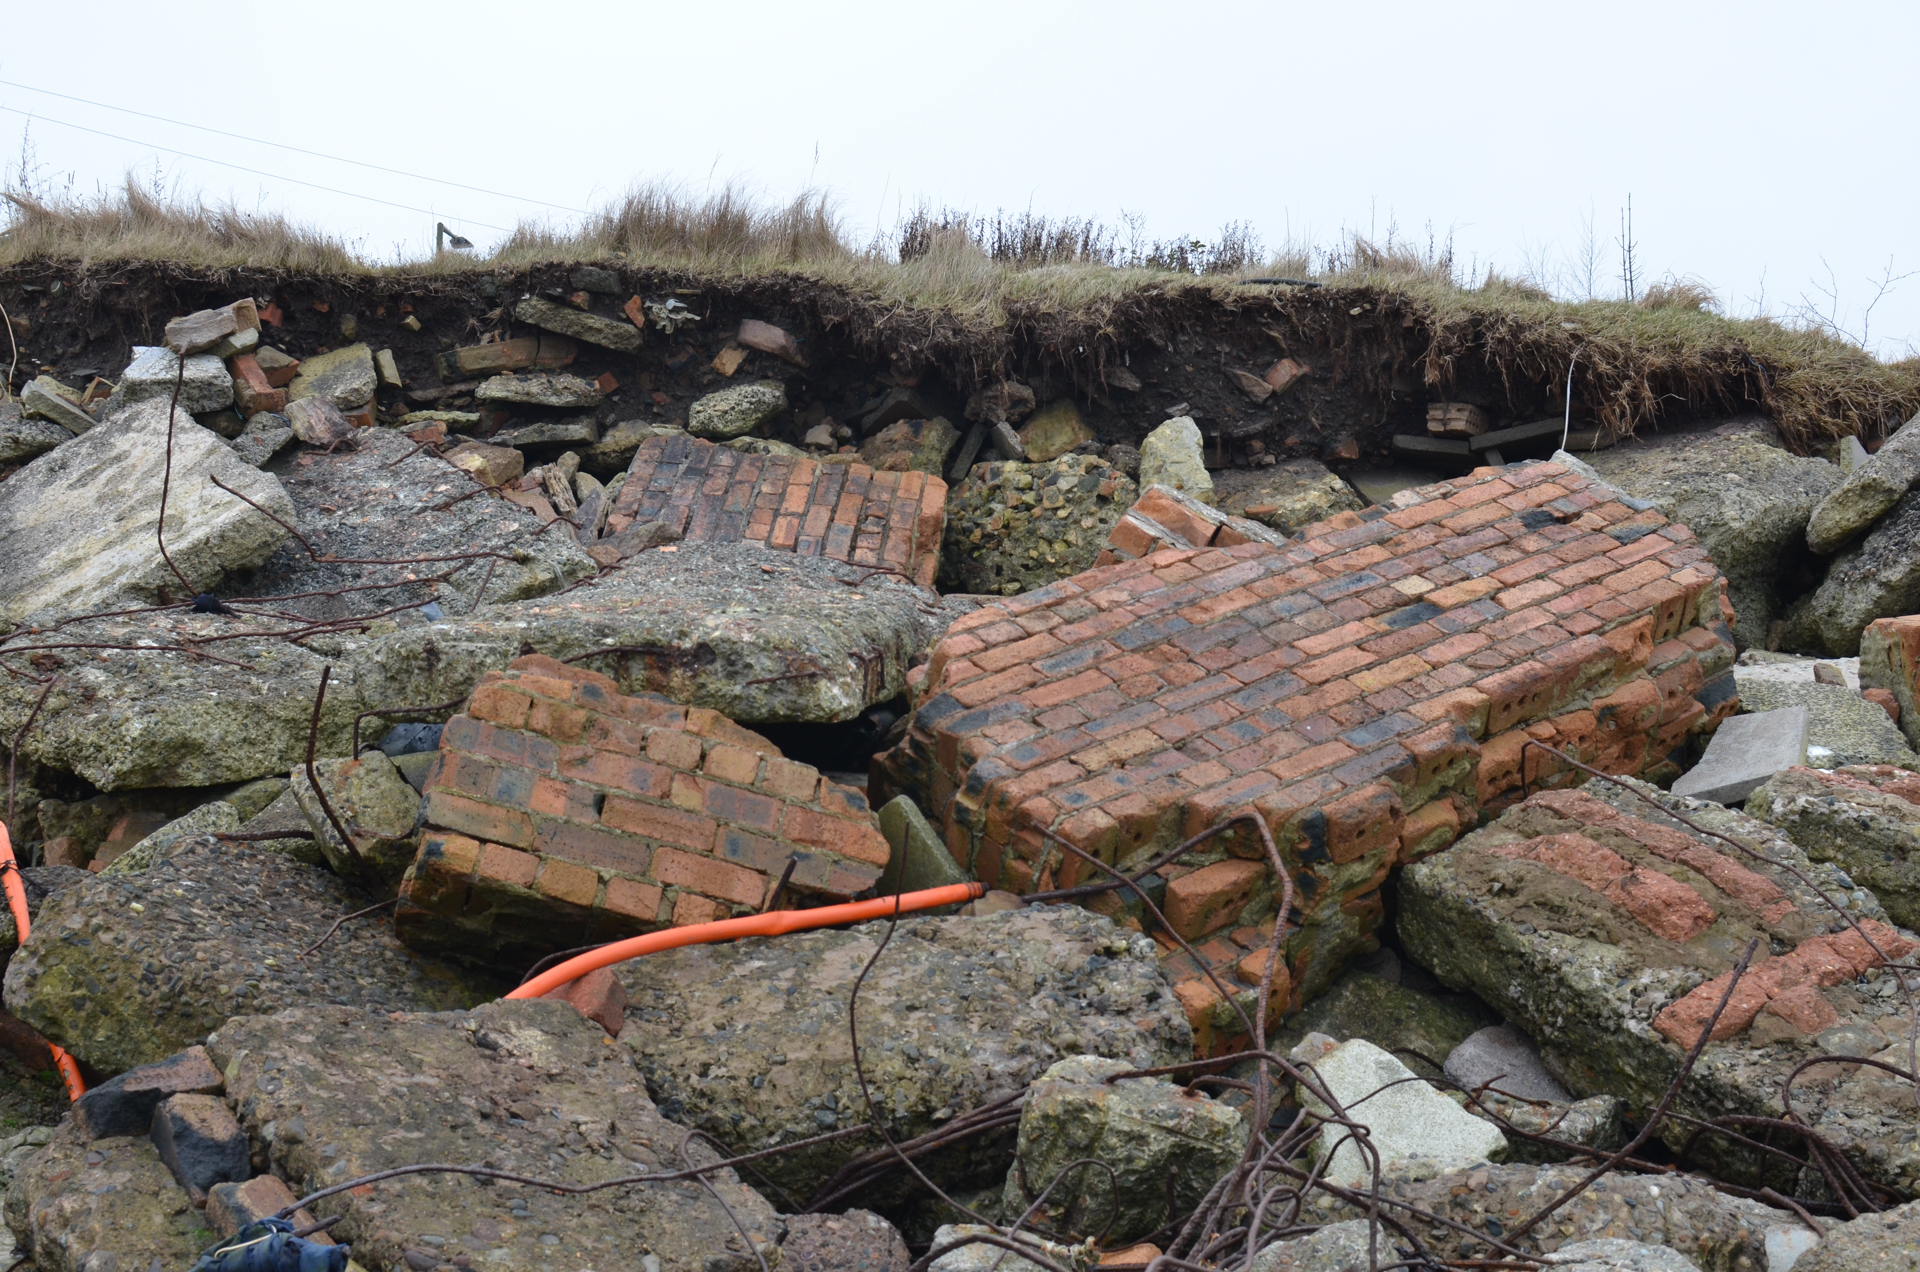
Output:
[1003, 1054, 1246, 1243]
[1293, 1036, 1509, 1185]
[0, 400, 293, 625]
[1735, 664, 1919, 767]
[1294, 1162, 1801, 1271]
[3, 839, 487, 1074]
[0, 405, 72, 461]
[514, 295, 644, 352]
[113, 346, 235, 414]
[1214, 457, 1365, 535]
[474, 370, 604, 408]
[688, 378, 787, 439]
[1669, 704, 1808, 802]
[616, 904, 1189, 1199]
[941, 453, 1135, 594]
[1747, 762, 1920, 928]
[1586, 420, 1840, 648]
[1807, 408, 1920, 552]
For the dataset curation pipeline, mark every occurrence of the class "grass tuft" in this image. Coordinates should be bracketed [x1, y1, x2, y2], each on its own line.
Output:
[1, 179, 360, 273]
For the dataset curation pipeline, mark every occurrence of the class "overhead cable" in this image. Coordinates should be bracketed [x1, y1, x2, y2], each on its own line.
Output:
[0, 105, 512, 233]
[0, 77, 587, 216]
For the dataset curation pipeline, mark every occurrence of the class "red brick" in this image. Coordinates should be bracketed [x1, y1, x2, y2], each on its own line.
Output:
[468, 685, 531, 728]
[651, 846, 767, 906]
[477, 841, 538, 888]
[541, 965, 627, 1036]
[601, 798, 717, 852]
[671, 892, 730, 925]
[534, 858, 600, 906]
[1297, 647, 1377, 685]
[702, 743, 764, 785]
[1164, 859, 1268, 940]
[876, 461, 1732, 989]
[604, 876, 663, 921]
[426, 791, 535, 848]
[762, 756, 820, 800]
[1323, 783, 1403, 864]
[644, 728, 704, 770]
[782, 805, 892, 866]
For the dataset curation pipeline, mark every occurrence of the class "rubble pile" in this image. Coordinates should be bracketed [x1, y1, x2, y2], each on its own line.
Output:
[1, 281, 1918, 1270]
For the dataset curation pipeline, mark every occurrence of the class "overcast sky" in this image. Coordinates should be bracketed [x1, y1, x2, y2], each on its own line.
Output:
[5, 1, 1917, 356]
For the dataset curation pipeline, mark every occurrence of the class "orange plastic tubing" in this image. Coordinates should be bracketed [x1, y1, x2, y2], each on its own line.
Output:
[0, 824, 86, 1100]
[507, 881, 986, 1001]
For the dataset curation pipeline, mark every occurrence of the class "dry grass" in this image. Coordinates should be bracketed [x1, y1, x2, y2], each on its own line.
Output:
[0, 181, 361, 274]
[3, 181, 1915, 448]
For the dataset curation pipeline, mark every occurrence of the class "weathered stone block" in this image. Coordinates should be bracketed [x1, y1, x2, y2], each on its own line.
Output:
[116, 346, 235, 414]
[1138, 415, 1212, 502]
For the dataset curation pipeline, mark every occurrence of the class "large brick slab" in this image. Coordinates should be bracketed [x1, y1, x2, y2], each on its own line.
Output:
[397, 655, 890, 973]
[1402, 779, 1920, 1195]
[605, 434, 947, 586]
[874, 461, 1738, 1051]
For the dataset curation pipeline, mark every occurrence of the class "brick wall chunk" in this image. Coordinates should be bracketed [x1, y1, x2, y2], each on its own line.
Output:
[396, 656, 893, 973]
[605, 435, 947, 584]
[876, 460, 1736, 1052]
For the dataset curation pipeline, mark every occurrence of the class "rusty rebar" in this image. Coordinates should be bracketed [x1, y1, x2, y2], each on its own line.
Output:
[303, 664, 364, 872]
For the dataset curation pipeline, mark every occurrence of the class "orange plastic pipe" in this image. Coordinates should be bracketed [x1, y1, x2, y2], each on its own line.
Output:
[507, 881, 986, 1001]
[0, 824, 86, 1100]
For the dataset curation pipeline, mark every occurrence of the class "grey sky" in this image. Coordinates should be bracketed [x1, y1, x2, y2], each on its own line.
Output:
[7, 0, 1917, 355]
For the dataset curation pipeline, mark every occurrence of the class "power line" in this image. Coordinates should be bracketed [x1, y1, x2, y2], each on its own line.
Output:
[0, 77, 589, 217]
[0, 105, 512, 233]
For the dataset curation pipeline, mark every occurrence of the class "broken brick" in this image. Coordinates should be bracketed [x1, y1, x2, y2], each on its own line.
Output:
[397, 657, 891, 973]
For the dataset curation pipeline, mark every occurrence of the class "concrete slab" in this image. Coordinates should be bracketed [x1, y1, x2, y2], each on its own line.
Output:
[1672, 705, 1809, 803]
